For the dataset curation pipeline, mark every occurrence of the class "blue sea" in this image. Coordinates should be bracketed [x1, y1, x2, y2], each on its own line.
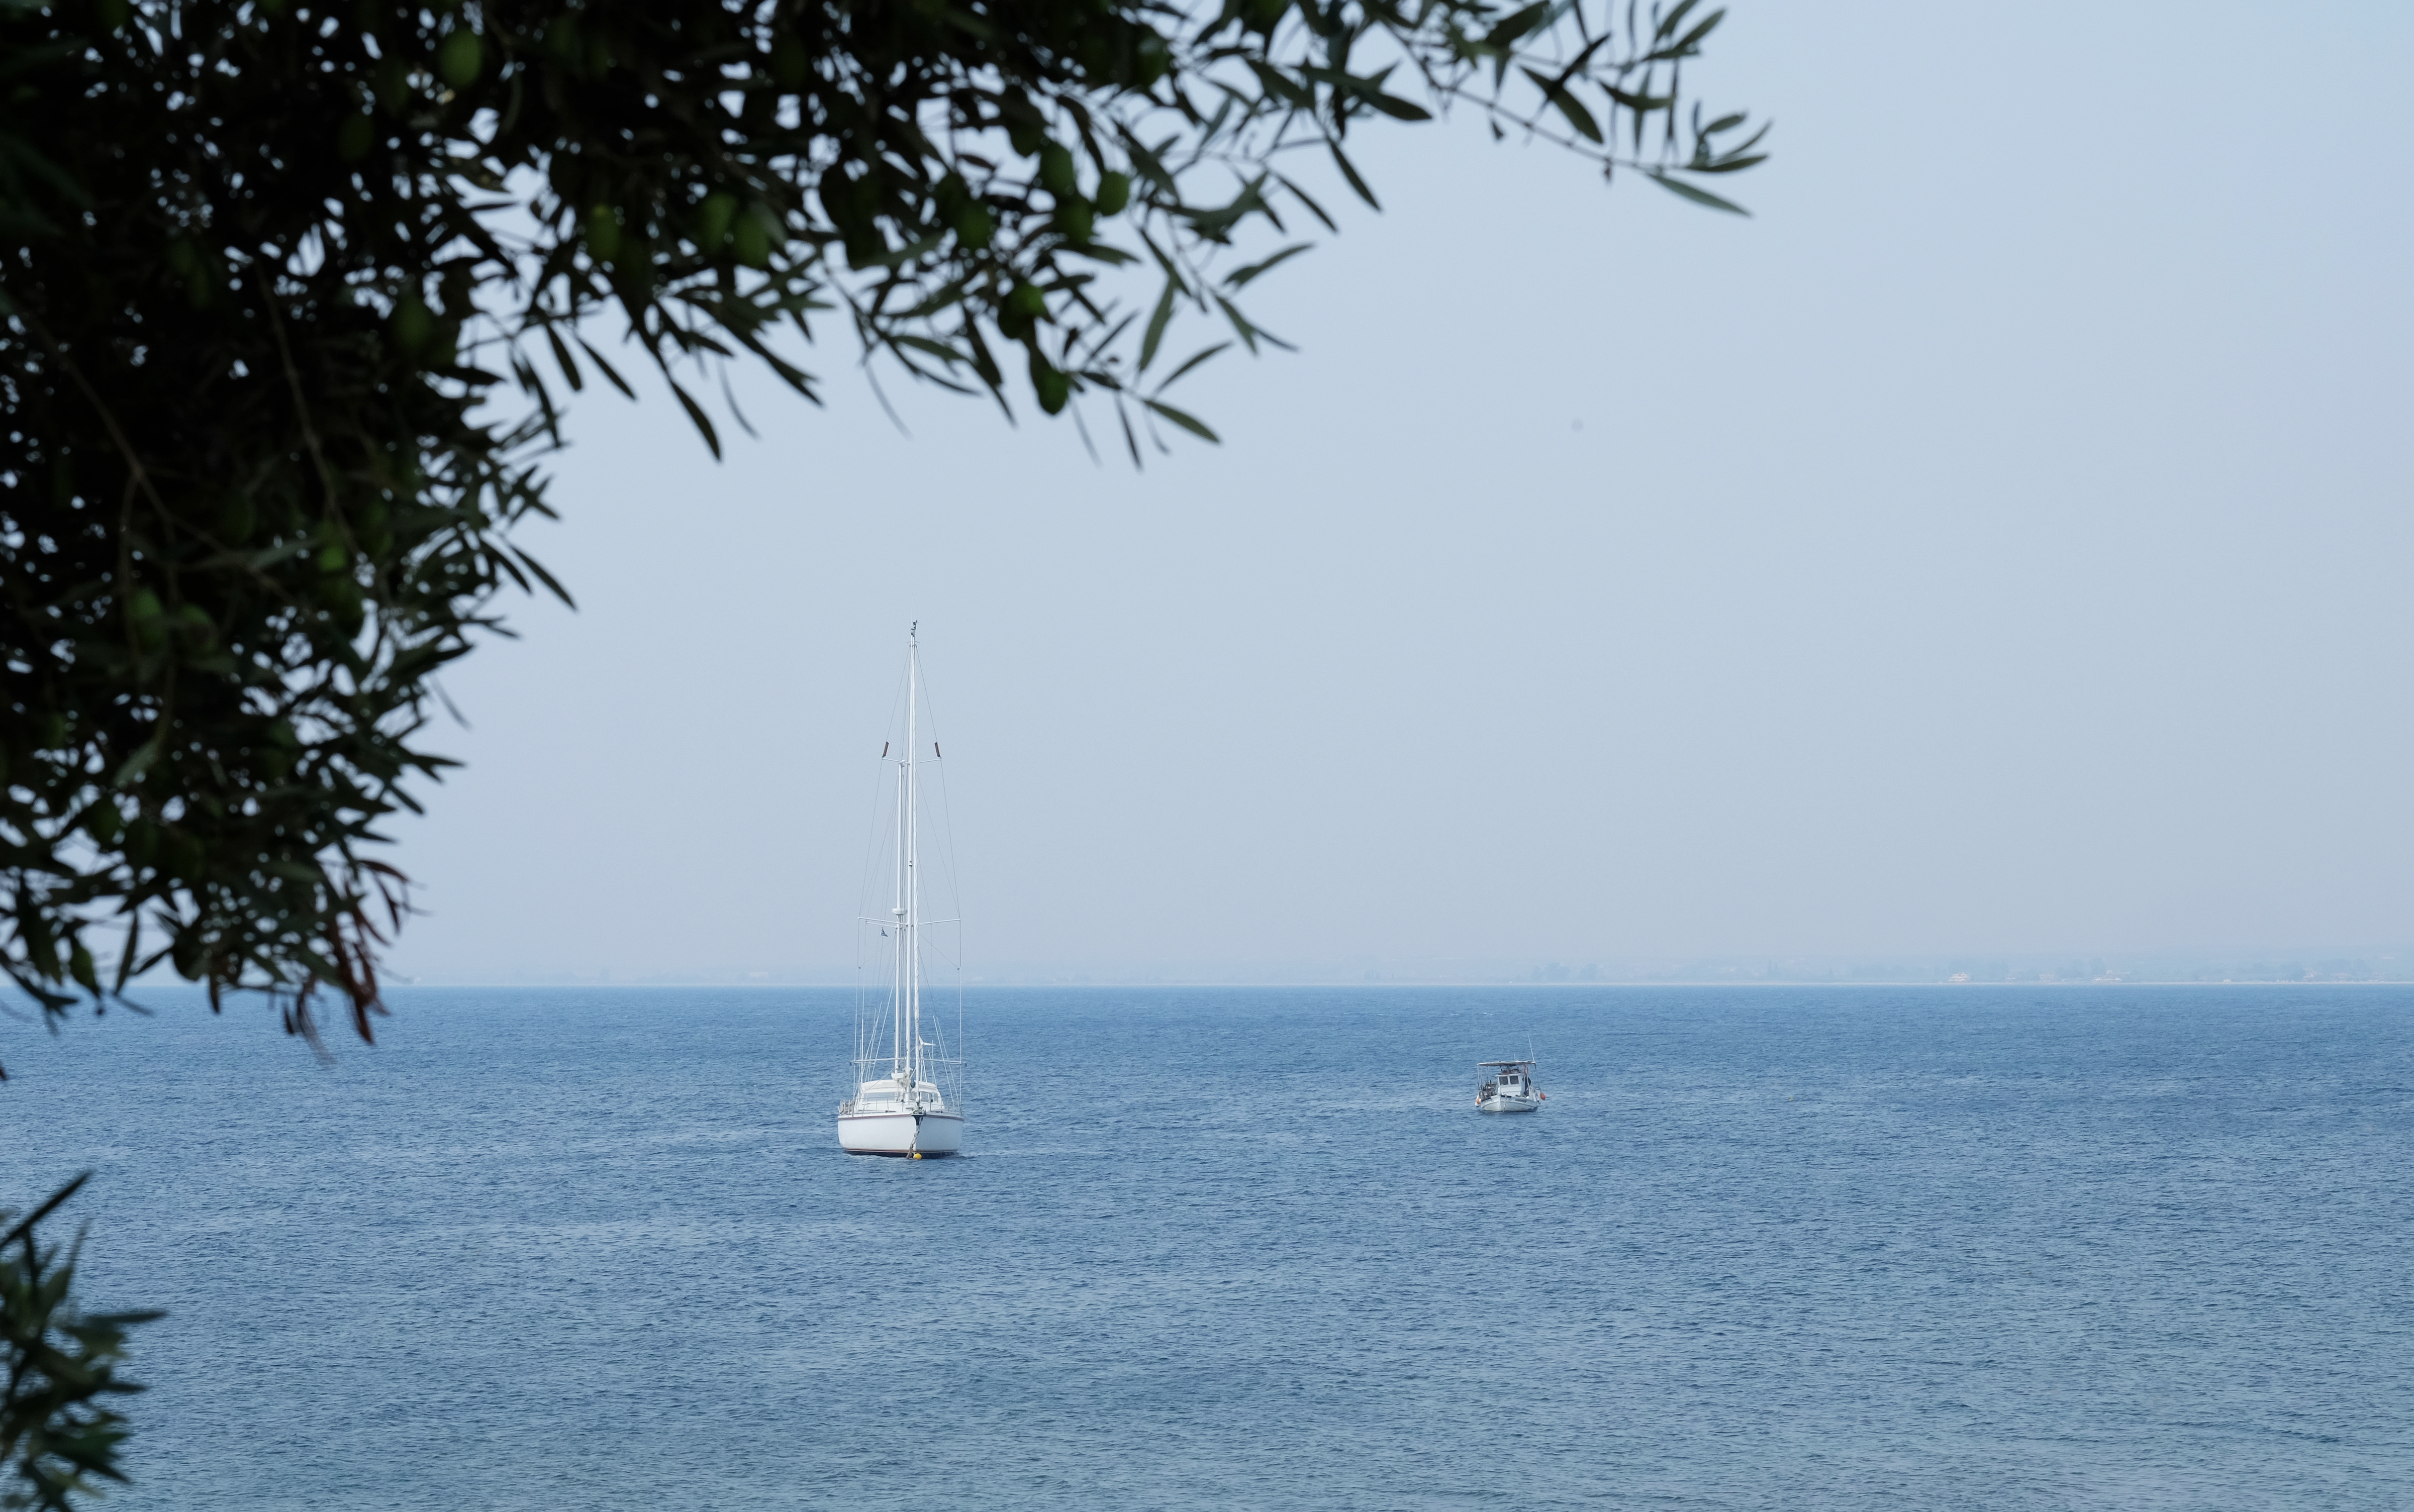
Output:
[3, 985, 2409, 1509]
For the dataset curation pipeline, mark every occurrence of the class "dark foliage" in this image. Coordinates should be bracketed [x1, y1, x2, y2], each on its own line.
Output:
[0, 0, 1761, 1049]
[0, 1176, 158, 1511]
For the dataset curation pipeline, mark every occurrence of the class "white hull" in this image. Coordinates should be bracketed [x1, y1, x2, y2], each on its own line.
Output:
[838, 1110, 964, 1156]
[1477, 1094, 1542, 1114]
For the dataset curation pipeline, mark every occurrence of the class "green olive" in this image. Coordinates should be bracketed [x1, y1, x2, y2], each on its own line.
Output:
[437, 28, 482, 88]
[584, 206, 621, 262]
[1029, 352, 1070, 415]
[698, 192, 737, 249]
[734, 209, 775, 269]
[1038, 144, 1078, 197]
[391, 295, 433, 354]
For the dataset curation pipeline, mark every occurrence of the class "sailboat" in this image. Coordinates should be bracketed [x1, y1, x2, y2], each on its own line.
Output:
[837, 625, 965, 1157]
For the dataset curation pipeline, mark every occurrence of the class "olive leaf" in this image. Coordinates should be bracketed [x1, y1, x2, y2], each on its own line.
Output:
[0, 0, 1764, 1034]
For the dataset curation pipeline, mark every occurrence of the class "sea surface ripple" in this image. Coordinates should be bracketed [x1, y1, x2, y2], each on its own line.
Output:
[2, 985, 2408, 1509]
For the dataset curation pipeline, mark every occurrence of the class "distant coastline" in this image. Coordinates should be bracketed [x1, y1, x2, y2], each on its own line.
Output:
[378, 952, 2414, 990]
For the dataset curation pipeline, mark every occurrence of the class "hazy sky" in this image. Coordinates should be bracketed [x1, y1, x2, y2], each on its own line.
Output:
[385, 2, 2412, 980]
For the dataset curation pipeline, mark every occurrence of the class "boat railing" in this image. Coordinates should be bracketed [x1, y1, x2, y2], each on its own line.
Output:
[838, 1097, 967, 1117]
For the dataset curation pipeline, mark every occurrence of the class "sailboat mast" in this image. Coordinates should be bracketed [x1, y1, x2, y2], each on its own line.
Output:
[892, 711, 907, 1078]
[905, 624, 921, 1093]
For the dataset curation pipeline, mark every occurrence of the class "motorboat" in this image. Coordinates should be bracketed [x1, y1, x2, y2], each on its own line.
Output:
[1476, 1059, 1543, 1113]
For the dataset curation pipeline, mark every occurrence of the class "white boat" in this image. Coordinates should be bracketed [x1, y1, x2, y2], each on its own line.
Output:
[838, 625, 965, 1158]
[1476, 1059, 1544, 1114]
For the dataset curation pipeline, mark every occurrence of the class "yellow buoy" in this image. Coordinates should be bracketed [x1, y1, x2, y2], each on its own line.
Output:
[911, 1151, 923, 1160]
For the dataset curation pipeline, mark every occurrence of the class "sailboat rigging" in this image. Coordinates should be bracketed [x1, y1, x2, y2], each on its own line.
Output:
[837, 624, 966, 1157]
